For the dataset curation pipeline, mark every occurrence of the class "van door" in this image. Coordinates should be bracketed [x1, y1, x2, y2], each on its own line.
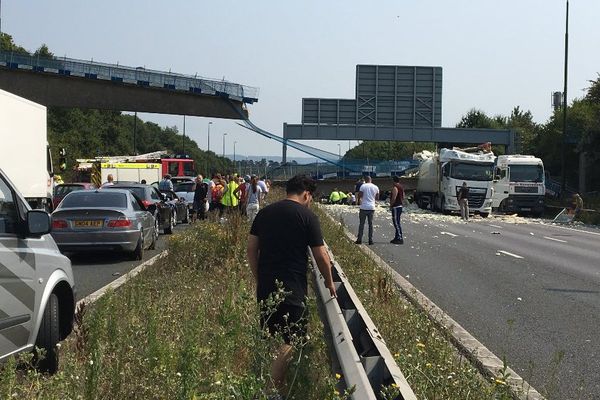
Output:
[0, 176, 35, 358]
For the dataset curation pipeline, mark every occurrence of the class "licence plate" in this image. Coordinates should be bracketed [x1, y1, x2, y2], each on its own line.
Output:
[521, 208, 531, 211]
[74, 220, 104, 228]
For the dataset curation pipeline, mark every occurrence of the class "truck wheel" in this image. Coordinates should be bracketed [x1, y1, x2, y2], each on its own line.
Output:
[441, 196, 451, 215]
[480, 213, 489, 218]
[131, 231, 144, 260]
[34, 293, 60, 374]
[164, 213, 174, 234]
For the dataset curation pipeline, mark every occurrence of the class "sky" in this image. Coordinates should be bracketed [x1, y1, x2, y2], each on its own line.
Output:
[2, 0, 599, 159]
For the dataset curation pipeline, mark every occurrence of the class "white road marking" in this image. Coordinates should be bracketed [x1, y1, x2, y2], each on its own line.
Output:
[489, 224, 502, 228]
[498, 250, 524, 259]
[441, 231, 458, 237]
[543, 236, 568, 243]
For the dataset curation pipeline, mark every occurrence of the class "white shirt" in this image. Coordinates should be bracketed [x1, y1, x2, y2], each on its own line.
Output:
[257, 180, 268, 193]
[359, 182, 379, 210]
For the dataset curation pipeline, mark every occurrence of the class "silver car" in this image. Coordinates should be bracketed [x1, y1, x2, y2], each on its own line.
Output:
[51, 189, 158, 260]
[0, 168, 75, 373]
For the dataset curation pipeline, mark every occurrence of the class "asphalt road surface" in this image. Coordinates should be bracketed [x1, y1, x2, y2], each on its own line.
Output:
[66, 223, 189, 301]
[323, 203, 599, 400]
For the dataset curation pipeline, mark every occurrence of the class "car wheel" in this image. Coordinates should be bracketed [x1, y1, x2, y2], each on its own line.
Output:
[148, 219, 158, 250]
[164, 213, 174, 234]
[131, 231, 144, 260]
[480, 212, 489, 218]
[34, 293, 60, 374]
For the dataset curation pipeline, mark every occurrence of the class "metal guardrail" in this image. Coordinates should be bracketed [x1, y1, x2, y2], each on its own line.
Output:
[310, 243, 417, 400]
[0, 51, 259, 103]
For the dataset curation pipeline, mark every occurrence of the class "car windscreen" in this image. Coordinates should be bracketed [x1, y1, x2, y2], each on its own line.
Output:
[54, 185, 85, 196]
[60, 192, 128, 208]
[451, 162, 494, 181]
[109, 186, 147, 199]
[174, 182, 195, 192]
[509, 165, 544, 182]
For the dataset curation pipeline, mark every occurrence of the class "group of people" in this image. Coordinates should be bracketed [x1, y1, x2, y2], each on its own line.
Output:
[328, 188, 356, 205]
[353, 175, 405, 245]
[189, 173, 271, 223]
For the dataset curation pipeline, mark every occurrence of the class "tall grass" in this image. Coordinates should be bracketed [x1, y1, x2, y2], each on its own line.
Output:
[0, 211, 338, 399]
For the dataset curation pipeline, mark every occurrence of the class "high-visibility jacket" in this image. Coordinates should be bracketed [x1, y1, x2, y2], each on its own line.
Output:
[339, 191, 348, 200]
[221, 181, 239, 207]
[329, 191, 341, 203]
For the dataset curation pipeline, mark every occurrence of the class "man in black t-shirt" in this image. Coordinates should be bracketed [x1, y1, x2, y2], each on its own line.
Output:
[247, 175, 336, 396]
[192, 175, 208, 222]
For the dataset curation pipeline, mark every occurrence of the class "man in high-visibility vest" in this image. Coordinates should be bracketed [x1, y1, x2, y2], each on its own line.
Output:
[221, 174, 239, 213]
[329, 189, 341, 204]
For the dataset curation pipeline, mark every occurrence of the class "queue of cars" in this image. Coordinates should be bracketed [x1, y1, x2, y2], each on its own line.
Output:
[50, 182, 191, 255]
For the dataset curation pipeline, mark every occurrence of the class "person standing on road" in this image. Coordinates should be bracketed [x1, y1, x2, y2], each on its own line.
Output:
[458, 181, 469, 221]
[356, 175, 379, 245]
[101, 174, 114, 187]
[247, 175, 336, 397]
[389, 176, 405, 244]
[159, 174, 174, 191]
[245, 175, 262, 223]
[192, 175, 208, 222]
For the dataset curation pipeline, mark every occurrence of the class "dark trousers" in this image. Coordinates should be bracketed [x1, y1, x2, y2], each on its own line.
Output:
[357, 209, 374, 242]
[391, 206, 403, 240]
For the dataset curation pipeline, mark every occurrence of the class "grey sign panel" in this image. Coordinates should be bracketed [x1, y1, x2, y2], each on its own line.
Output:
[302, 98, 356, 125]
[301, 65, 442, 129]
[355, 65, 442, 127]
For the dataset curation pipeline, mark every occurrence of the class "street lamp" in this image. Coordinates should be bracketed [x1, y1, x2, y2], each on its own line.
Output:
[222, 133, 227, 159]
[182, 115, 186, 155]
[207, 121, 212, 153]
[233, 141, 237, 172]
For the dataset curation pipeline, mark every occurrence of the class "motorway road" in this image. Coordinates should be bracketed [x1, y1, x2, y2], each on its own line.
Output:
[66, 223, 189, 301]
[323, 204, 599, 400]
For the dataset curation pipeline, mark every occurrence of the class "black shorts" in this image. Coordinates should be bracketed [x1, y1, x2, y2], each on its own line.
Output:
[260, 303, 308, 345]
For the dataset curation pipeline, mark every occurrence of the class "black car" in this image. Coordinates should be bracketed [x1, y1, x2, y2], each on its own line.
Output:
[105, 184, 175, 234]
[160, 190, 189, 224]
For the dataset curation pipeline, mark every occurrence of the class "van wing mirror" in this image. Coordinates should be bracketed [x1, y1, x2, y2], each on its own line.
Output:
[27, 210, 51, 236]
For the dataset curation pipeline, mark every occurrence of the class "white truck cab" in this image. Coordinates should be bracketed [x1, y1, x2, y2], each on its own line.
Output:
[416, 148, 495, 217]
[0, 167, 75, 373]
[492, 155, 545, 216]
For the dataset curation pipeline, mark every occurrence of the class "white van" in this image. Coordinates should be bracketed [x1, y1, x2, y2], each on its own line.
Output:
[0, 167, 75, 373]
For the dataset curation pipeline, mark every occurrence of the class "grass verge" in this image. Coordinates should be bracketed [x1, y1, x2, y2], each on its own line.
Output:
[314, 205, 516, 400]
[0, 212, 339, 399]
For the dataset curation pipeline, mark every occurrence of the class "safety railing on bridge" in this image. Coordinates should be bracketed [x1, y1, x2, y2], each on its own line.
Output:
[0, 51, 259, 103]
[310, 243, 417, 400]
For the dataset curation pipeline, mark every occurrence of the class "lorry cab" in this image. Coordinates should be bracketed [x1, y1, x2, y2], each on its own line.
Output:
[0, 168, 75, 373]
[491, 155, 545, 216]
[416, 148, 495, 217]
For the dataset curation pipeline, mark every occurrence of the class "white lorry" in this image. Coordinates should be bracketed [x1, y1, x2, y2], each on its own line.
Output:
[415, 148, 495, 217]
[491, 155, 545, 216]
[0, 89, 54, 210]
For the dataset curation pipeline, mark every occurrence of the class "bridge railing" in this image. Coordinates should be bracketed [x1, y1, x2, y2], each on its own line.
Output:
[0, 51, 259, 103]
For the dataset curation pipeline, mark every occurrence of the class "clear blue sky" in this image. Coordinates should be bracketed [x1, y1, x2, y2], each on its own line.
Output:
[3, 0, 599, 158]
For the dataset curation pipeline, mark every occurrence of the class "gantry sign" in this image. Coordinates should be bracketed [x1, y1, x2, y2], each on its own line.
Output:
[283, 65, 515, 156]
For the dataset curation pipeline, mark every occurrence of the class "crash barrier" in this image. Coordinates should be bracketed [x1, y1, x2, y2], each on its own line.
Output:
[309, 244, 417, 400]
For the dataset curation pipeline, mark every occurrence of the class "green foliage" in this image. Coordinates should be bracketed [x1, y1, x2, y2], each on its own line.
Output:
[0, 32, 29, 54]
[47, 108, 233, 180]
